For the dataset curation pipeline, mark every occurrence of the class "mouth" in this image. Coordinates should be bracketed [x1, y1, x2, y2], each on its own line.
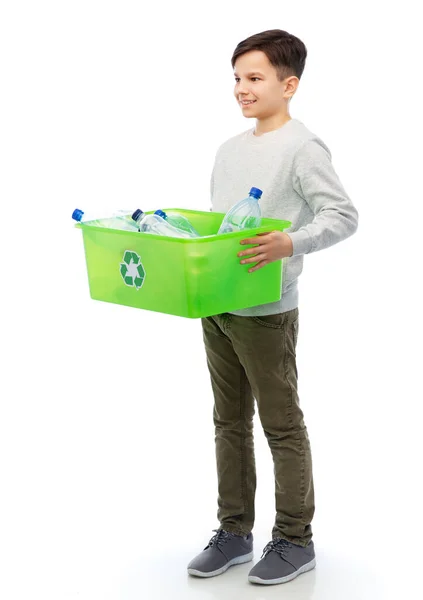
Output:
[240, 100, 257, 107]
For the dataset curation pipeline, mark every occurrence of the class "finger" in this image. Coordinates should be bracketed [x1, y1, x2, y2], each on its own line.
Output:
[248, 259, 270, 273]
[240, 253, 266, 265]
[238, 246, 263, 257]
[240, 236, 262, 246]
[238, 241, 268, 257]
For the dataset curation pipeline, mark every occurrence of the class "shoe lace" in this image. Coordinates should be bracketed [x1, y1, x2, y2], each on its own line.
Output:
[261, 538, 292, 559]
[207, 529, 237, 550]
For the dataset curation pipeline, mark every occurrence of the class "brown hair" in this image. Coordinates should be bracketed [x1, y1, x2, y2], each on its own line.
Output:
[231, 29, 307, 82]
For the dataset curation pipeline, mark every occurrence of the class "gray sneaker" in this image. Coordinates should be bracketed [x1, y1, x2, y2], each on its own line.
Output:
[248, 538, 316, 585]
[187, 529, 254, 578]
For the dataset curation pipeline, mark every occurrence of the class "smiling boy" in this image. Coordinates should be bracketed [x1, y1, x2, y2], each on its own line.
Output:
[187, 29, 358, 586]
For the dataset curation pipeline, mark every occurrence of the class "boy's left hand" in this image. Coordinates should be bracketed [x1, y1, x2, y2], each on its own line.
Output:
[238, 231, 293, 273]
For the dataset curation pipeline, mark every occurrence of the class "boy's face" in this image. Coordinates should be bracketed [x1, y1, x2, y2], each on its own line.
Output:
[234, 50, 297, 119]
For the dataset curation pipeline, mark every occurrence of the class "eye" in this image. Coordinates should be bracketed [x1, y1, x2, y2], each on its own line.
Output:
[234, 77, 261, 83]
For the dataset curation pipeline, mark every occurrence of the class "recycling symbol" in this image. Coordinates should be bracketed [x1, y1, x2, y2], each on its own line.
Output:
[120, 250, 145, 290]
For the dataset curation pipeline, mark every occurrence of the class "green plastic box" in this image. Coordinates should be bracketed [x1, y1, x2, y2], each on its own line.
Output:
[76, 208, 291, 319]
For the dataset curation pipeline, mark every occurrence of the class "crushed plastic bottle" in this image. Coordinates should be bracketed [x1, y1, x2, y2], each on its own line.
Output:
[154, 210, 200, 237]
[131, 209, 194, 238]
[217, 187, 263, 234]
[72, 208, 138, 231]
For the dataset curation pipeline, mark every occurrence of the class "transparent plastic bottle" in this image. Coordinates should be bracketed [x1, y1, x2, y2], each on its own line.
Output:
[154, 210, 200, 237]
[72, 208, 138, 231]
[131, 209, 194, 238]
[217, 187, 263, 234]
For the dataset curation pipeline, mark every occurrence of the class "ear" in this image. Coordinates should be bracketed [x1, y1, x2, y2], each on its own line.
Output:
[285, 76, 299, 99]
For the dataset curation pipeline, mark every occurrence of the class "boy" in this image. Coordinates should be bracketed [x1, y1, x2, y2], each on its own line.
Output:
[187, 29, 358, 586]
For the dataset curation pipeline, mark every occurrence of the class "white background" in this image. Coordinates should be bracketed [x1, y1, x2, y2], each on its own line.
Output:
[1, 1, 422, 599]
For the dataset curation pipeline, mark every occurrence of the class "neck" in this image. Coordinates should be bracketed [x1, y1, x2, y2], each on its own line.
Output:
[254, 112, 292, 137]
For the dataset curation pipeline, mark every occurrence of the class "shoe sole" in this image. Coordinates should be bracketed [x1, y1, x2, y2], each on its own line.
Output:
[248, 557, 316, 585]
[187, 551, 254, 578]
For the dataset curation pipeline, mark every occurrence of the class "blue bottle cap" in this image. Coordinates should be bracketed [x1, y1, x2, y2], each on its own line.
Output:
[154, 210, 166, 218]
[72, 208, 84, 221]
[249, 187, 263, 199]
[132, 209, 144, 222]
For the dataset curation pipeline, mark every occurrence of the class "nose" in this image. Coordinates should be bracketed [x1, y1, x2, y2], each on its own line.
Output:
[235, 81, 249, 97]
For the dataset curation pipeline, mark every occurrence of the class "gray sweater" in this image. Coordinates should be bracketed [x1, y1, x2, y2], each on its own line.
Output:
[210, 118, 359, 316]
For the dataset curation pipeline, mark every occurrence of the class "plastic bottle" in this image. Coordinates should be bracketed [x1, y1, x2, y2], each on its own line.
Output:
[131, 209, 194, 238]
[72, 208, 138, 231]
[154, 210, 200, 237]
[217, 187, 263, 234]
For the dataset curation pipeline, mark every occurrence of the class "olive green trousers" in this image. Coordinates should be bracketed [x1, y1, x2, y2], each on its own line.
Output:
[201, 308, 314, 547]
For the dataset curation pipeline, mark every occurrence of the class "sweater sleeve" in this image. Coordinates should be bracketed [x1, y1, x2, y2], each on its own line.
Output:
[288, 139, 359, 257]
